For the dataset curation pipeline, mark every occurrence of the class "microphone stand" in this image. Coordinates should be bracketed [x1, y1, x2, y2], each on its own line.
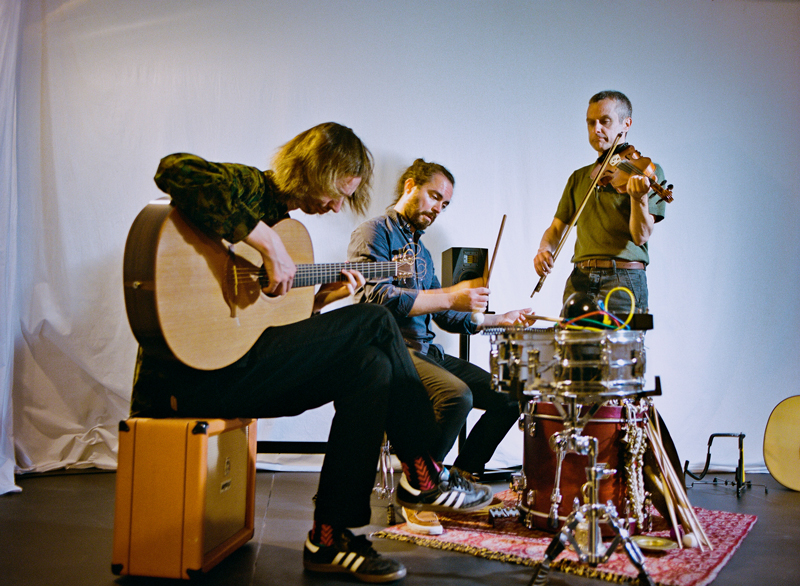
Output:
[530, 133, 623, 298]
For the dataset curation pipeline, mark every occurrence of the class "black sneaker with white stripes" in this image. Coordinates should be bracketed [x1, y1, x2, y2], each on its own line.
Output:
[395, 466, 493, 513]
[303, 528, 406, 583]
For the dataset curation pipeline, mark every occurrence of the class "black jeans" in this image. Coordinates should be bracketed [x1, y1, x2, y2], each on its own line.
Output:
[409, 345, 520, 475]
[134, 303, 441, 528]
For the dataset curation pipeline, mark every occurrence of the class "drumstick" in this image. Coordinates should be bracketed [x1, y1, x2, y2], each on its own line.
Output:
[471, 215, 506, 325]
[484, 214, 506, 289]
[650, 414, 711, 548]
[645, 417, 712, 550]
[525, 315, 565, 325]
[646, 469, 682, 549]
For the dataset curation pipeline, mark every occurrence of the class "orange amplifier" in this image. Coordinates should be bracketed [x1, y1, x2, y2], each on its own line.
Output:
[112, 417, 257, 579]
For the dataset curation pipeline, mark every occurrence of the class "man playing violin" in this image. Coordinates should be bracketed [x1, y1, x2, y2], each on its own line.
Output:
[533, 90, 667, 316]
[348, 158, 534, 536]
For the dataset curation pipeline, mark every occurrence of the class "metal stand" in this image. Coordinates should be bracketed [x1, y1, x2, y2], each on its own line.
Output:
[374, 437, 396, 524]
[683, 433, 766, 496]
[527, 396, 654, 586]
[458, 334, 470, 451]
[458, 330, 517, 482]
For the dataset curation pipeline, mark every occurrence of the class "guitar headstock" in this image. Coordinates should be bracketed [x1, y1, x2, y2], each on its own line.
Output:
[393, 251, 415, 278]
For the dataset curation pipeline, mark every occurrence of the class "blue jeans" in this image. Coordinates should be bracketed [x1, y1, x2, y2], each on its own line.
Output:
[563, 266, 649, 318]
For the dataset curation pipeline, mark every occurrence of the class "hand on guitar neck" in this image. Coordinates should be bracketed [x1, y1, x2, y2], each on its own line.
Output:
[244, 219, 366, 312]
[312, 268, 366, 313]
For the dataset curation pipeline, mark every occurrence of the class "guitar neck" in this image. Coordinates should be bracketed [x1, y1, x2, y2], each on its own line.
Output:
[293, 261, 399, 288]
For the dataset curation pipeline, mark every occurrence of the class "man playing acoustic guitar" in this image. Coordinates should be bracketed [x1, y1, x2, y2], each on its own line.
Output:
[129, 123, 492, 583]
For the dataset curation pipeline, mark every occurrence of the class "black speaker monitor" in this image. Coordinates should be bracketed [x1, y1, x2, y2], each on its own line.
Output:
[441, 247, 488, 287]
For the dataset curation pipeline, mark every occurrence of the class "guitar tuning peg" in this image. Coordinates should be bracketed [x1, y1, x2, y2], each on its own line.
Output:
[660, 180, 667, 186]
[667, 184, 673, 190]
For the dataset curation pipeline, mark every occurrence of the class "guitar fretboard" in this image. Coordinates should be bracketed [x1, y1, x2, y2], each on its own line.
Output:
[292, 262, 401, 288]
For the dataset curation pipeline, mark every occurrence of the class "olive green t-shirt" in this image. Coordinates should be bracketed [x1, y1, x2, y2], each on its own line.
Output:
[554, 162, 667, 265]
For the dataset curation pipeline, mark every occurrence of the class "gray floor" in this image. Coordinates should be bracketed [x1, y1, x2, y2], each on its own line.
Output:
[1, 469, 798, 586]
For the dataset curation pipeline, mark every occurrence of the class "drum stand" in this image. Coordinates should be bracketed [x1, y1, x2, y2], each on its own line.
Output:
[528, 396, 655, 586]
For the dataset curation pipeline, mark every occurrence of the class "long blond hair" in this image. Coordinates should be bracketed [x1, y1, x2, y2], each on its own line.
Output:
[272, 122, 373, 215]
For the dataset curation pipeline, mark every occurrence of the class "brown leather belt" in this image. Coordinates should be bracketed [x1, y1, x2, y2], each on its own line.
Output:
[576, 259, 645, 270]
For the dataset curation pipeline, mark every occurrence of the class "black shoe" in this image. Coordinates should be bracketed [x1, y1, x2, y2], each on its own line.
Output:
[395, 467, 493, 513]
[303, 528, 406, 583]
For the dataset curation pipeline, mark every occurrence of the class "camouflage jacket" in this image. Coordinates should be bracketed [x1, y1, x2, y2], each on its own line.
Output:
[154, 153, 290, 239]
[130, 153, 290, 417]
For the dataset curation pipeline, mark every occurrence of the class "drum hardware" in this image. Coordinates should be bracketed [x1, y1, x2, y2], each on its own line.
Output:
[526, 394, 656, 586]
[488, 327, 663, 585]
[520, 385, 663, 586]
[543, 398, 604, 530]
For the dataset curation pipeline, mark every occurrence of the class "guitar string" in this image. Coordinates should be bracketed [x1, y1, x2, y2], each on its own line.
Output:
[224, 257, 431, 288]
[226, 261, 413, 286]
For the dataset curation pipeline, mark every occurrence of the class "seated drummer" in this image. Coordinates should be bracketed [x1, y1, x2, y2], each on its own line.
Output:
[347, 158, 534, 536]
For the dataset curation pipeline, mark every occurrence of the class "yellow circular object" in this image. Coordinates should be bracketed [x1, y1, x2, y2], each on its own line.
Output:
[763, 395, 800, 491]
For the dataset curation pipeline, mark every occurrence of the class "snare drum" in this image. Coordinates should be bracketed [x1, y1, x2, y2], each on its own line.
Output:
[489, 328, 646, 400]
[553, 330, 646, 398]
[519, 401, 644, 534]
[488, 328, 556, 396]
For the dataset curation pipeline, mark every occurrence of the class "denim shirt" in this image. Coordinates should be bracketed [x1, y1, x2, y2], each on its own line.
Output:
[347, 207, 478, 354]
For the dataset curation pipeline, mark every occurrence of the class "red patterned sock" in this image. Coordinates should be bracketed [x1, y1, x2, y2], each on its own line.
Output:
[310, 522, 335, 546]
[402, 456, 441, 491]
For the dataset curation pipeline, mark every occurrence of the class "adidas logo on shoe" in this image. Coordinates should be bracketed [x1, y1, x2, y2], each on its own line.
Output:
[395, 467, 492, 513]
[303, 529, 406, 583]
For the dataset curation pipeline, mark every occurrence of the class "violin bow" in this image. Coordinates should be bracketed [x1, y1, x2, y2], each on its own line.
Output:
[530, 132, 623, 298]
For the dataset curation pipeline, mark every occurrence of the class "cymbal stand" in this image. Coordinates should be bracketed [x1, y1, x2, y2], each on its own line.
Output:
[528, 395, 654, 586]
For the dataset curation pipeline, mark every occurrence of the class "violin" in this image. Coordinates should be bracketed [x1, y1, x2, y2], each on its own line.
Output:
[590, 143, 674, 203]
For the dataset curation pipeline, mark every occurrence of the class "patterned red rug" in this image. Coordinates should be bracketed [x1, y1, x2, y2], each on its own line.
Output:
[375, 490, 757, 586]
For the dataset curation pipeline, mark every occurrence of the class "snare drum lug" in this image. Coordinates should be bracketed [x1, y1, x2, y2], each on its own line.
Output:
[522, 507, 534, 529]
[632, 349, 645, 377]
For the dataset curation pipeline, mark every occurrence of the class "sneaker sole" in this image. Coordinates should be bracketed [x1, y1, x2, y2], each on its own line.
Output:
[399, 507, 444, 536]
[304, 561, 407, 583]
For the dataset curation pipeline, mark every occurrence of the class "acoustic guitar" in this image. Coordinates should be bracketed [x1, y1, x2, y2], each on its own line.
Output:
[123, 199, 413, 370]
[763, 395, 800, 491]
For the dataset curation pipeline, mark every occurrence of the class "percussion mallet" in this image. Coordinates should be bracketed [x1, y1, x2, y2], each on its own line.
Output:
[471, 214, 506, 325]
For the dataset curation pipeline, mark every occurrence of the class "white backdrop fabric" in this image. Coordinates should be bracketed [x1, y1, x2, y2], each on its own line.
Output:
[3, 0, 799, 492]
[1, 0, 22, 494]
